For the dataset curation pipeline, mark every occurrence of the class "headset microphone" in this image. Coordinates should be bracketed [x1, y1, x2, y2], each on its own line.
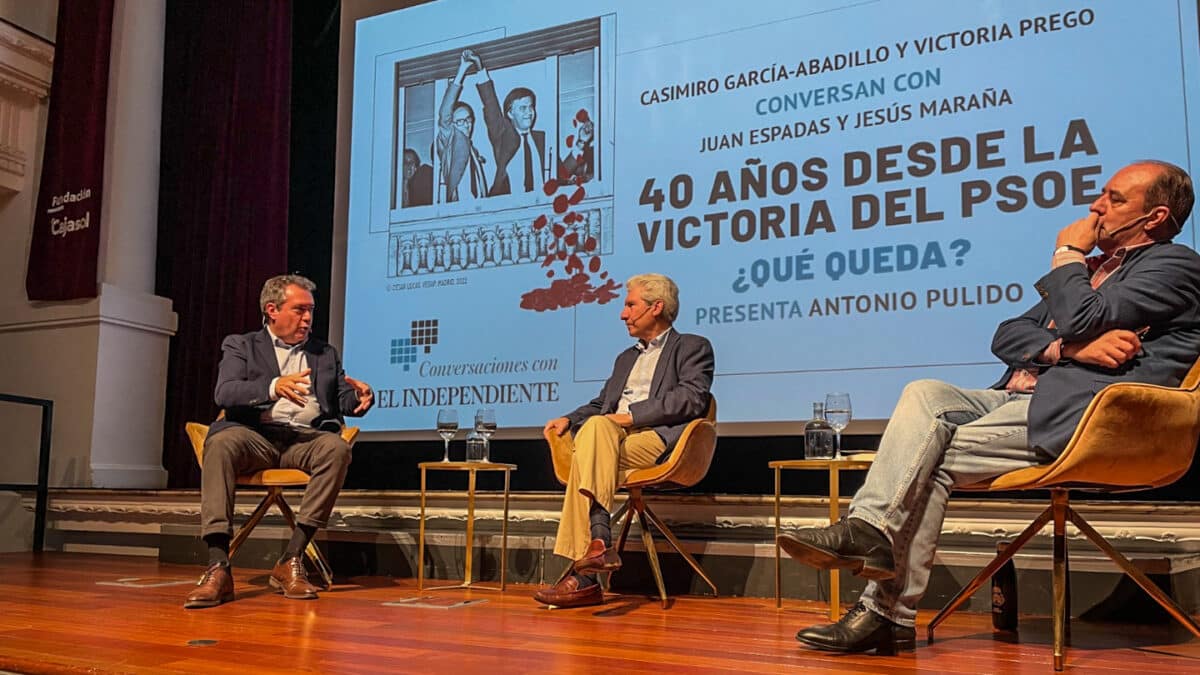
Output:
[627, 304, 651, 324]
[1100, 212, 1152, 238]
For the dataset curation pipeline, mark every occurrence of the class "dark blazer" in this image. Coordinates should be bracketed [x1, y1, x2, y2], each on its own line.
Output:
[564, 331, 715, 460]
[991, 242, 1200, 455]
[476, 79, 590, 196]
[207, 329, 363, 438]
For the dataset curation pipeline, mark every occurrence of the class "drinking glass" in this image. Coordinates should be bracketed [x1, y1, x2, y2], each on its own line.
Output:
[436, 409, 458, 462]
[474, 408, 497, 462]
[824, 393, 852, 458]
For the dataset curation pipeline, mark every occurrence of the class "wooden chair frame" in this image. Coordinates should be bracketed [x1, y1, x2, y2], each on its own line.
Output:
[928, 358, 1200, 670]
[545, 398, 718, 608]
[185, 420, 359, 589]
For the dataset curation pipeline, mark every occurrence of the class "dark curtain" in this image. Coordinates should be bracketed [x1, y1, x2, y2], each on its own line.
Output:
[157, 1, 293, 487]
[25, 0, 114, 301]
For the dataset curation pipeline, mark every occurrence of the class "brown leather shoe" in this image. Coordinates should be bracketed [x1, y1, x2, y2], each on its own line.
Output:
[269, 556, 320, 600]
[533, 575, 603, 608]
[183, 562, 234, 609]
[572, 538, 622, 574]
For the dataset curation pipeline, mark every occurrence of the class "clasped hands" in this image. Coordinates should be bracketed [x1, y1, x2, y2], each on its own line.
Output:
[543, 413, 632, 436]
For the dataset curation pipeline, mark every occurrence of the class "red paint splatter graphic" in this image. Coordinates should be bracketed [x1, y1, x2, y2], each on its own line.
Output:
[521, 273, 620, 311]
[518, 107, 613, 313]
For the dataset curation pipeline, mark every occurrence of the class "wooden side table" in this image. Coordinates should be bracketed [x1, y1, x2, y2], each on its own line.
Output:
[770, 456, 875, 620]
[418, 461, 515, 591]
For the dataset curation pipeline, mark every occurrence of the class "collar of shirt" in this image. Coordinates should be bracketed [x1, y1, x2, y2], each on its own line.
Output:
[636, 327, 672, 353]
[1088, 240, 1158, 286]
[267, 328, 307, 352]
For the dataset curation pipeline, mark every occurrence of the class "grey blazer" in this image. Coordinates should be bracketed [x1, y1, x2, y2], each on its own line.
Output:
[564, 331, 715, 461]
[990, 241, 1200, 455]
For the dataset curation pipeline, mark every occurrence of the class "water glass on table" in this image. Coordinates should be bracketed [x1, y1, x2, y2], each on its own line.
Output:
[474, 408, 497, 463]
[824, 393, 852, 458]
[436, 409, 458, 462]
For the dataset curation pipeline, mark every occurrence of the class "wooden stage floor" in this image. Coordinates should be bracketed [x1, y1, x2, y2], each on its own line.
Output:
[0, 553, 1198, 674]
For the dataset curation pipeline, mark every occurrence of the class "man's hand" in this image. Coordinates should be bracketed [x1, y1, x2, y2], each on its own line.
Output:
[1062, 329, 1142, 368]
[275, 369, 312, 405]
[1055, 211, 1099, 253]
[344, 375, 374, 414]
[463, 49, 482, 71]
[543, 417, 570, 436]
[604, 413, 633, 427]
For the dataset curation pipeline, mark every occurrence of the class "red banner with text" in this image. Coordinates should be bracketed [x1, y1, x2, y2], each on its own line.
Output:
[25, 0, 114, 301]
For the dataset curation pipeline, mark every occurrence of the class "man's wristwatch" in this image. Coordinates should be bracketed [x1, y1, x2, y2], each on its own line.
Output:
[1054, 244, 1089, 255]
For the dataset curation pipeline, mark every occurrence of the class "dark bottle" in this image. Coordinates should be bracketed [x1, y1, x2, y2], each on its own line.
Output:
[804, 402, 835, 459]
[992, 540, 1019, 631]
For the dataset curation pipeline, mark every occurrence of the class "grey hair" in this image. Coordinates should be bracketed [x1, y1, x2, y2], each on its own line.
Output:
[626, 273, 679, 323]
[260, 274, 316, 318]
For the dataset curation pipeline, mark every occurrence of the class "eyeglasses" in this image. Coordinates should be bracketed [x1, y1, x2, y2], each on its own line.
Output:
[452, 117, 473, 128]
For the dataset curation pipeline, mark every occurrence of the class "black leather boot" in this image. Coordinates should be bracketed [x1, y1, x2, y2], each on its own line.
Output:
[796, 603, 916, 654]
[777, 517, 895, 580]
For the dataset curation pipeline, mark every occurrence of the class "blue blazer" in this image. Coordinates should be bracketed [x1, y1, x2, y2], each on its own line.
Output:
[991, 242, 1200, 455]
[564, 331, 715, 460]
[207, 329, 363, 438]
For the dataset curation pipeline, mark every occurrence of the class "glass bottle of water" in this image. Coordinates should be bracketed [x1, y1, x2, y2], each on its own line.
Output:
[804, 402, 835, 459]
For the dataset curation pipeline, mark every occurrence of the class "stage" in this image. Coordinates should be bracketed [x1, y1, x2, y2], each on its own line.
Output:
[0, 553, 1198, 673]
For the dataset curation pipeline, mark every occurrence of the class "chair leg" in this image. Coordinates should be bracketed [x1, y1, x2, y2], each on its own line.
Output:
[1067, 505, 1200, 639]
[928, 504, 1054, 641]
[615, 496, 638, 555]
[228, 489, 280, 559]
[1051, 490, 1068, 671]
[641, 503, 718, 596]
[276, 493, 334, 589]
[638, 509, 669, 609]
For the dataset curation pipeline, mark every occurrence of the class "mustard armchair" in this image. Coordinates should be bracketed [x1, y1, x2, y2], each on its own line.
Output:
[185, 419, 360, 588]
[928, 358, 1200, 670]
[545, 397, 719, 608]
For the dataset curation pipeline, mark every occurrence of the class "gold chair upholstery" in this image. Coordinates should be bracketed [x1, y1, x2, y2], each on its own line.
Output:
[545, 397, 719, 608]
[185, 418, 360, 588]
[929, 357, 1200, 670]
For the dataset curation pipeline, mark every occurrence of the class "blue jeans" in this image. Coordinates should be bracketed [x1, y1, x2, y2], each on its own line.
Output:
[846, 379, 1052, 627]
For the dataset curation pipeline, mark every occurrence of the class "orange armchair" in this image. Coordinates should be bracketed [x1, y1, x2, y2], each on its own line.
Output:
[185, 419, 359, 588]
[928, 358, 1200, 670]
[545, 397, 718, 608]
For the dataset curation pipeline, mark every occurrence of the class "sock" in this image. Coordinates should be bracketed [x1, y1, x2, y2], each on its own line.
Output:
[282, 523, 317, 561]
[574, 573, 598, 588]
[589, 502, 611, 547]
[203, 533, 230, 567]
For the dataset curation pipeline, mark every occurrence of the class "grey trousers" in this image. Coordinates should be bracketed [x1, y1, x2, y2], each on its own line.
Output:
[200, 424, 352, 538]
[846, 379, 1053, 627]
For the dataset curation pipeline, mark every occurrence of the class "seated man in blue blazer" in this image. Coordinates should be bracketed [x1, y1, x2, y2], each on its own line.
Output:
[185, 274, 374, 608]
[778, 160, 1200, 653]
[536, 273, 715, 608]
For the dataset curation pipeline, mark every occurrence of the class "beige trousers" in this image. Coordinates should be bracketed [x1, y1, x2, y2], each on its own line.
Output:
[553, 416, 665, 560]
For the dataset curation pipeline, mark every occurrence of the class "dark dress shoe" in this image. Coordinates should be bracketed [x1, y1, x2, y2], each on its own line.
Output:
[777, 518, 895, 580]
[270, 556, 320, 600]
[796, 603, 916, 654]
[532, 575, 603, 608]
[184, 562, 234, 609]
[572, 538, 622, 574]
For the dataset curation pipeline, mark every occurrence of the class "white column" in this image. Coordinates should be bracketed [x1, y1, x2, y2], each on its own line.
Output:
[90, 0, 175, 488]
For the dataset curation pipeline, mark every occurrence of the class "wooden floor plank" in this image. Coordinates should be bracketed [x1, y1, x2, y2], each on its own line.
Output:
[0, 553, 1197, 673]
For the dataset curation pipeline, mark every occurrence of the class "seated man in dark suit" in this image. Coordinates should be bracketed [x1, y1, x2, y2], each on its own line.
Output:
[536, 273, 715, 608]
[778, 161, 1200, 653]
[466, 50, 593, 196]
[185, 274, 374, 608]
